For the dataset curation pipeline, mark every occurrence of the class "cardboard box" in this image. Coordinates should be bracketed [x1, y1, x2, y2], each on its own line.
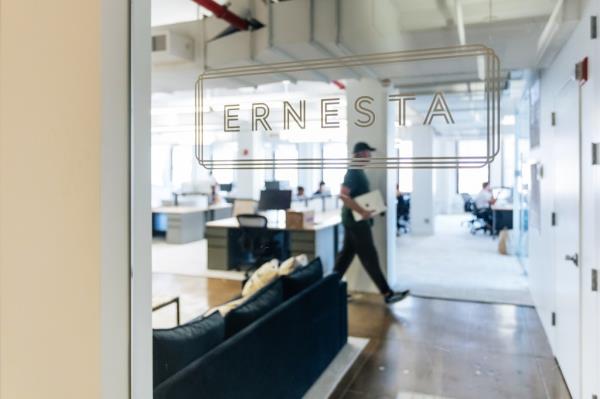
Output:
[285, 209, 315, 229]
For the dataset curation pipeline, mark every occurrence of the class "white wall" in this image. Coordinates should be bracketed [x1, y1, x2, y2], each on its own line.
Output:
[0, 0, 132, 398]
[529, 0, 600, 397]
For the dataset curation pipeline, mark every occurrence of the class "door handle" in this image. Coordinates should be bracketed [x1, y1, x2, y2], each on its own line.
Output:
[565, 253, 579, 267]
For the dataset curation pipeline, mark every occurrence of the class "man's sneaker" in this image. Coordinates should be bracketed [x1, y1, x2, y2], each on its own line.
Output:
[384, 290, 410, 304]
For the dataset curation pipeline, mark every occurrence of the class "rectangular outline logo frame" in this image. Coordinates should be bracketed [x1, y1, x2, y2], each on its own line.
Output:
[195, 45, 500, 169]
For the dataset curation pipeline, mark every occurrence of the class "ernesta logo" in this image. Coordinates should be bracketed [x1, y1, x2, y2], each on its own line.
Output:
[222, 91, 454, 132]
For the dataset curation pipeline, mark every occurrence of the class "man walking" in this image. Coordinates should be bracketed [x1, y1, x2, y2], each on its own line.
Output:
[335, 142, 410, 304]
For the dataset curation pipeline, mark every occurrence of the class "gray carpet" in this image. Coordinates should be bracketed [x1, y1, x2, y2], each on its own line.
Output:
[396, 214, 533, 306]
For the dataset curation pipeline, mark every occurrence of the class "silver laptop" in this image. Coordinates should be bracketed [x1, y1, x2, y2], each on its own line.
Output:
[352, 190, 387, 221]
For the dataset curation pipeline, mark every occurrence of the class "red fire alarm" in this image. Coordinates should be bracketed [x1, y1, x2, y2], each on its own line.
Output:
[242, 148, 249, 156]
[576, 57, 588, 85]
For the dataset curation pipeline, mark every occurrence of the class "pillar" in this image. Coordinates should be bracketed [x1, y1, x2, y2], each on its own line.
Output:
[297, 143, 320, 193]
[434, 138, 458, 214]
[234, 125, 264, 200]
[411, 126, 435, 235]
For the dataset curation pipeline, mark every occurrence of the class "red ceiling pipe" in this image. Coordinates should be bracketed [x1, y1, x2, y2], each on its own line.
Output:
[191, 0, 250, 31]
[332, 80, 346, 90]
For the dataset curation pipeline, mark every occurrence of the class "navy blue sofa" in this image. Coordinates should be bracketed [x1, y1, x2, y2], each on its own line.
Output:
[154, 259, 348, 399]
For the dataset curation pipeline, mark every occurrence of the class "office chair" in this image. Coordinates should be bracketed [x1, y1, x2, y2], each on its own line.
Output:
[233, 199, 258, 216]
[473, 206, 493, 235]
[235, 214, 284, 273]
[460, 193, 474, 213]
[396, 194, 410, 235]
[460, 193, 490, 235]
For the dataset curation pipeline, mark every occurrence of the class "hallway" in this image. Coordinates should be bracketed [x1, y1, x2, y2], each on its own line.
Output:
[335, 294, 569, 399]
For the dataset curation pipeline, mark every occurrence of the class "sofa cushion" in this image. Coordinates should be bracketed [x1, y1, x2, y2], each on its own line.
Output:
[204, 296, 246, 317]
[225, 279, 283, 338]
[153, 312, 225, 387]
[281, 257, 323, 299]
[241, 259, 279, 297]
[278, 254, 309, 276]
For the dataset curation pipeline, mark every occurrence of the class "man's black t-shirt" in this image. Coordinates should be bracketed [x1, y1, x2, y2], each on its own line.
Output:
[341, 168, 370, 226]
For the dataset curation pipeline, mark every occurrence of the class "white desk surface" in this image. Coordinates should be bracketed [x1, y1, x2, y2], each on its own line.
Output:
[152, 203, 232, 215]
[206, 210, 341, 232]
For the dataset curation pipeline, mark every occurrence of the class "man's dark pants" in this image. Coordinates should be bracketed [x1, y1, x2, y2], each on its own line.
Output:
[334, 220, 391, 294]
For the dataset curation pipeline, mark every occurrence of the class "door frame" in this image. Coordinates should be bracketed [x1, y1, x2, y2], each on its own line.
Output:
[130, 0, 153, 396]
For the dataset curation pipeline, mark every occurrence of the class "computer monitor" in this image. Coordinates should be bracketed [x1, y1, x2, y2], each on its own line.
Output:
[219, 183, 233, 192]
[265, 180, 290, 191]
[258, 190, 292, 211]
[493, 187, 513, 202]
[265, 181, 280, 191]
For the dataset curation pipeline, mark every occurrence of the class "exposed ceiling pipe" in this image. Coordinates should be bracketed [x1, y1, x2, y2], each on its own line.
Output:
[332, 80, 346, 90]
[455, 0, 466, 45]
[191, 0, 250, 31]
[536, 0, 563, 63]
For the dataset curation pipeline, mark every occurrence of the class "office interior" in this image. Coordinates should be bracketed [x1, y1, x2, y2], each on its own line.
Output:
[1, 0, 599, 398]
[146, 0, 599, 398]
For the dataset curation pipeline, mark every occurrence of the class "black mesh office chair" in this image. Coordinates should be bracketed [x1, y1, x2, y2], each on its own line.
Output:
[235, 214, 283, 272]
[396, 194, 411, 235]
[461, 194, 491, 235]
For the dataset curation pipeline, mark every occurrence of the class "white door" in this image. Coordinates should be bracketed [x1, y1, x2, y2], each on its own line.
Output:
[553, 79, 581, 398]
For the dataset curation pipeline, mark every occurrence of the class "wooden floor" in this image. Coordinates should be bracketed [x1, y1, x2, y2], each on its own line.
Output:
[152, 273, 571, 399]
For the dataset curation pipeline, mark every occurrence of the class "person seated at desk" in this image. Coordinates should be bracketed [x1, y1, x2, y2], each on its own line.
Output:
[295, 186, 307, 201]
[474, 182, 496, 227]
[294, 186, 308, 201]
[313, 181, 330, 196]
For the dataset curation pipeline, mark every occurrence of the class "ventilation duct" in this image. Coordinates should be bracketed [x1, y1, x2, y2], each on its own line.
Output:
[152, 31, 194, 64]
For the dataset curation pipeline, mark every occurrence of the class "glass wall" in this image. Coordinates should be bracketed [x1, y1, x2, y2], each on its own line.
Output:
[513, 85, 533, 265]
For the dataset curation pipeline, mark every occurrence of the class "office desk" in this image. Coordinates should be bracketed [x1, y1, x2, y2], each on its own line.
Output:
[153, 203, 232, 244]
[492, 206, 513, 235]
[205, 211, 342, 274]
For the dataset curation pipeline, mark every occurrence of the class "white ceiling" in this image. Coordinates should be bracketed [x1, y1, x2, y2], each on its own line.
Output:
[151, 0, 560, 29]
[378, 0, 559, 32]
[152, 0, 216, 27]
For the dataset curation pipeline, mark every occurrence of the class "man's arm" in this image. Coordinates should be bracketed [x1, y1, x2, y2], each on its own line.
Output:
[339, 185, 374, 220]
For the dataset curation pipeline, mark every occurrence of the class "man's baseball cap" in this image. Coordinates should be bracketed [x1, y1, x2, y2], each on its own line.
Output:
[353, 142, 376, 154]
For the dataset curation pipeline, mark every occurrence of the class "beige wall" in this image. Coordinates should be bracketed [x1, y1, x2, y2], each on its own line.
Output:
[0, 0, 130, 398]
